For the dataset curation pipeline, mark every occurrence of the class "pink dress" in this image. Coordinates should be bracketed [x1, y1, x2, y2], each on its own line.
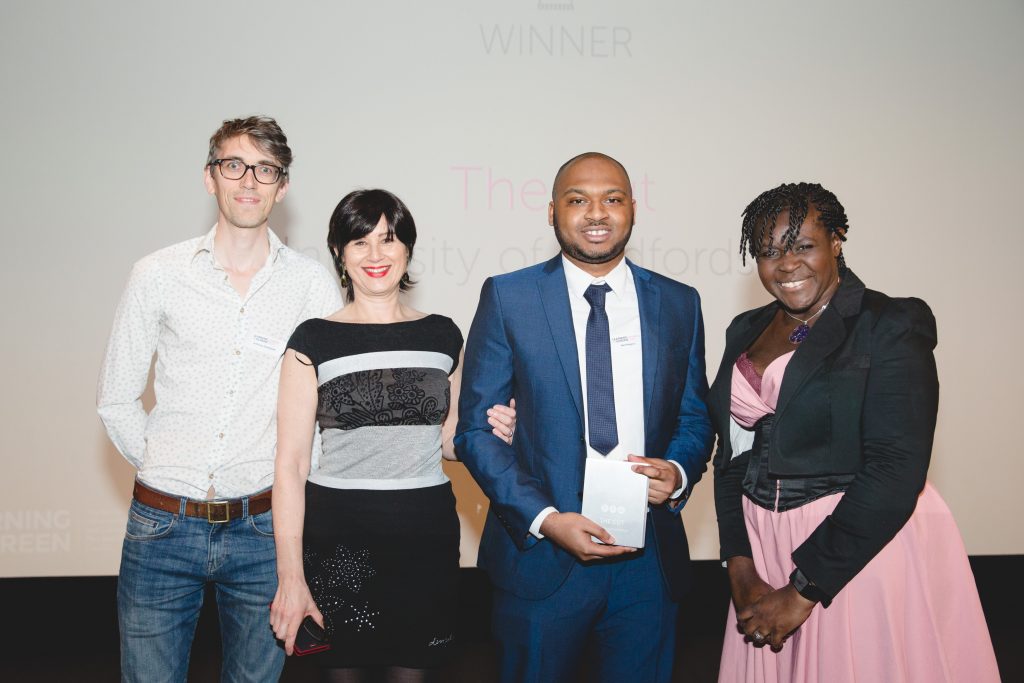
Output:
[718, 352, 1000, 683]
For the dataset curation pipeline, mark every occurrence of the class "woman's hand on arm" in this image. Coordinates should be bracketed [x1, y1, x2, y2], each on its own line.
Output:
[487, 398, 516, 444]
[443, 349, 517, 461]
[270, 349, 320, 654]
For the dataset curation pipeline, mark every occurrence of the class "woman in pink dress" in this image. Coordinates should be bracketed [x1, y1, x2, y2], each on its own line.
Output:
[710, 183, 999, 682]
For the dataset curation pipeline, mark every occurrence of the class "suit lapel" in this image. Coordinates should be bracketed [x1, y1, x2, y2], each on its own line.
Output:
[774, 284, 855, 418]
[709, 305, 775, 446]
[725, 306, 776, 369]
[631, 263, 660, 438]
[538, 258, 584, 422]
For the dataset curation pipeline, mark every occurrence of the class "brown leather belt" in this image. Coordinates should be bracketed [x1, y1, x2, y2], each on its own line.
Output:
[133, 481, 272, 523]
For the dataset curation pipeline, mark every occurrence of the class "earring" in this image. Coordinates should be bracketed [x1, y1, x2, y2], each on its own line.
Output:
[401, 272, 411, 285]
[340, 269, 349, 288]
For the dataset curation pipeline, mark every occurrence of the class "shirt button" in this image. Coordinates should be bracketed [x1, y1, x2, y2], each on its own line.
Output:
[239, 307, 245, 314]
[234, 349, 241, 356]
[209, 473, 214, 480]
[228, 389, 235, 395]
[218, 433, 225, 439]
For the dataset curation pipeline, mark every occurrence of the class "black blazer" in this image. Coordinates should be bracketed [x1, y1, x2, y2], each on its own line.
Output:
[710, 270, 939, 599]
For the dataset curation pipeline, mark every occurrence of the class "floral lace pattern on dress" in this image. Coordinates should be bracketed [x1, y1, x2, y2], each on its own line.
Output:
[318, 368, 450, 430]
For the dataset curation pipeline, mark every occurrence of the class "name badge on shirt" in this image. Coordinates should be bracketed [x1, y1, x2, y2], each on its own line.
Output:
[251, 333, 286, 356]
[612, 334, 641, 349]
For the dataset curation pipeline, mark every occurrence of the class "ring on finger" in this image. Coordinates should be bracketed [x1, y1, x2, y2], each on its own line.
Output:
[752, 631, 765, 642]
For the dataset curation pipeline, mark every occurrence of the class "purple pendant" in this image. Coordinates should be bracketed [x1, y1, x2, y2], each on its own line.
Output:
[789, 323, 810, 343]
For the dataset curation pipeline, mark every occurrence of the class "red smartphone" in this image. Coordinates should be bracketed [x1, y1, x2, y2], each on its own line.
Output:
[293, 616, 331, 656]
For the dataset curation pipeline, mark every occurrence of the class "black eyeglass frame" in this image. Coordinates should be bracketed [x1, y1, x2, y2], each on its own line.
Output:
[208, 159, 288, 184]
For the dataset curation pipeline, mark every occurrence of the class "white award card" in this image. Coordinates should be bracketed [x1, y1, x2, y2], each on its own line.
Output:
[581, 458, 649, 548]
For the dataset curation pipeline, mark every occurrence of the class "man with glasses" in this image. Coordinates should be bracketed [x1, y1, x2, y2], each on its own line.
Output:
[98, 116, 341, 682]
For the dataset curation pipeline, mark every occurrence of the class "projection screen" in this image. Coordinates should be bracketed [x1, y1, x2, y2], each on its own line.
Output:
[1, 0, 1021, 577]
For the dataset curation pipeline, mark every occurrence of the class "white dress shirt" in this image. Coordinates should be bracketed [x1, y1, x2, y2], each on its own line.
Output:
[97, 225, 342, 498]
[529, 256, 687, 537]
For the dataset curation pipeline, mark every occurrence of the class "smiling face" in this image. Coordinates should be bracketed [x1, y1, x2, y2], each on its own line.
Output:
[756, 208, 843, 314]
[341, 215, 409, 300]
[548, 156, 635, 276]
[203, 134, 288, 231]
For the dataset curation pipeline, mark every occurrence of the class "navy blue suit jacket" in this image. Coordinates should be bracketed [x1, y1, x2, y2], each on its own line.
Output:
[455, 256, 713, 601]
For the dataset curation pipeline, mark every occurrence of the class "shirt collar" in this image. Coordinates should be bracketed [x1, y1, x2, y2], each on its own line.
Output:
[561, 254, 630, 301]
[191, 224, 218, 261]
[192, 224, 286, 268]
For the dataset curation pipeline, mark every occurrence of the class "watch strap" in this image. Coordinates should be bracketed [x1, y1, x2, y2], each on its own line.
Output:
[789, 567, 832, 607]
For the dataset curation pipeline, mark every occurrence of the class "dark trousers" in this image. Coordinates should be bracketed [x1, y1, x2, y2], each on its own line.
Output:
[491, 525, 677, 683]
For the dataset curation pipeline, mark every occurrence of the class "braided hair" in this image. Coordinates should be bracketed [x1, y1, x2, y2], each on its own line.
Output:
[740, 183, 849, 267]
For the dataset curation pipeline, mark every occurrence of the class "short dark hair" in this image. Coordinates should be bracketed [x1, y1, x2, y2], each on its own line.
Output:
[740, 182, 849, 267]
[206, 116, 293, 174]
[552, 152, 632, 200]
[327, 189, 417, 302]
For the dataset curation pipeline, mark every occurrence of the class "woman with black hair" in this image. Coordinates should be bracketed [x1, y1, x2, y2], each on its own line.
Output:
[269, 189, 516, 683]
[712, 183, 998, 682]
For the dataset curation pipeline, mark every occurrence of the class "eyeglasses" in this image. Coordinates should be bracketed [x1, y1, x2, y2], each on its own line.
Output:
[209, 159, 286, 184]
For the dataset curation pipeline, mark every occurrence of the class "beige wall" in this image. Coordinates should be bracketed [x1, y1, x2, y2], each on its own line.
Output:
[1, 0, 1021, 577]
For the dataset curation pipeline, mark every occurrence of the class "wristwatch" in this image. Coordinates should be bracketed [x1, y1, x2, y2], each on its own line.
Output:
[789, 567, 831, 607]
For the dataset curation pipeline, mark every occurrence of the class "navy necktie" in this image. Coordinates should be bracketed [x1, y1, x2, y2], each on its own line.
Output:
[584, 283, 618, 455]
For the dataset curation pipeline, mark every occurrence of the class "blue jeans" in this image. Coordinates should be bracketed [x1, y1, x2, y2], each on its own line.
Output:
[117, 496, 284, 683]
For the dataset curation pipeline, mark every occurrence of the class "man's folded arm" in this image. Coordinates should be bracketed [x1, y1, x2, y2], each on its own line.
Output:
[454, 278, 554, 548]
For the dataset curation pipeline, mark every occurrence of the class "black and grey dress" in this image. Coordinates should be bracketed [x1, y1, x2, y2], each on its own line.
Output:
[286, 314, 463, 669]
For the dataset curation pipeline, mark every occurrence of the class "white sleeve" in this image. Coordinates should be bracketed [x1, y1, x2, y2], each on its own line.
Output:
[529, 506, 559, 539]
[96, 262, 161, 469]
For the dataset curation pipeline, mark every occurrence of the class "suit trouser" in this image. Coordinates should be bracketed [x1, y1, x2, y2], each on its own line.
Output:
[491, 527, 678, 683]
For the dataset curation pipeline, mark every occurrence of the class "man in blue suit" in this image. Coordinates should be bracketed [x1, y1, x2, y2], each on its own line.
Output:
[455, 153, 713, 683]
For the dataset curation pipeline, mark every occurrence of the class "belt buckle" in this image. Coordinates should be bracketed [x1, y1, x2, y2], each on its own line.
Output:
[206, 500, 230, 524]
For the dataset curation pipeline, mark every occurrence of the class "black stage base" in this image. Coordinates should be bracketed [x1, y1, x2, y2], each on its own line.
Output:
[2, 557, 1019, 682]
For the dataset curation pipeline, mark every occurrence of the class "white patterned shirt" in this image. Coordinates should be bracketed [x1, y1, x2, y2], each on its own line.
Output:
[97, 225, 342, 498]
